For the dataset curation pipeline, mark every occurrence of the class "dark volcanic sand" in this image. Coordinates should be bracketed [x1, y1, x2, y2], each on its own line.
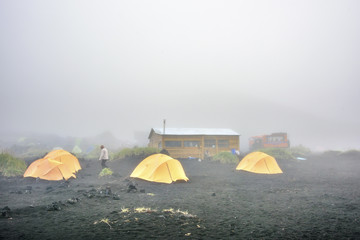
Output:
[1, 154, 360, 239]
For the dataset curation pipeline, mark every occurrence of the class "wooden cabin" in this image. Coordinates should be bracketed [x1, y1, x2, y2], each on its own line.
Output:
[148, 128, 240, 159]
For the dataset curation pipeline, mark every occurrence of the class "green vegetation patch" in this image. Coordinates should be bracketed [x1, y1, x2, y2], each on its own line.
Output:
[0, 152, 27, 177]
[258, 148, 295, 160]
[113, 147, 159, 160]
[289, 145, 312, 157]
[99, 167, 113, 178]
[257, 146, 312, 160]
[212, 151, 239, 164]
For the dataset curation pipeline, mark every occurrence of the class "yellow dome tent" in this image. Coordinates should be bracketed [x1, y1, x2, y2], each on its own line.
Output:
[130, 154, 189, 184]
[23, 149, 81, 181]
[44, 149, 82, 173]
[23, 158, 76, 181]
[236, 152, 283, 174]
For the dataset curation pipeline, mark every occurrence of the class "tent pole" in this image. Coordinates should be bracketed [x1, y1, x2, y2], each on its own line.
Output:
[166, 163, 173, 182]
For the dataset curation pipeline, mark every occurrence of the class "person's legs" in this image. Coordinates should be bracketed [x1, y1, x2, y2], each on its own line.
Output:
[101, 159, 107, 169]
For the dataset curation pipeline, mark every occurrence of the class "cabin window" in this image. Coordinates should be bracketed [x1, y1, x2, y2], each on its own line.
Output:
[205, 140, 216, 148]
[267, 136, 284, 142]
[218, 140, 229, 148]
[165, 141, 182, 148]
[184, 141, 200, 147]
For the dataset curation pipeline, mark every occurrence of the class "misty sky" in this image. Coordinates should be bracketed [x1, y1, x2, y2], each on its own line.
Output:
[1, 0, 359, 151]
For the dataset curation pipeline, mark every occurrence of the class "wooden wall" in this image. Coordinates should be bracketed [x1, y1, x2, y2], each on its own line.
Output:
[148, 133, 240, 159]
[148, 133, 162, 149]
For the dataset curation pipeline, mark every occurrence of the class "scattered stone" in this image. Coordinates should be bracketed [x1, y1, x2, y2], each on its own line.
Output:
[84, 193, 95, 198]
[211, 192, 216, 196]
[47, 202, 62, 211]
[1, 206, 11, 218]
[112, 195, 120, 200]
[83, 187, 118, 198]
[105, 186, 112, 195]
[9, 190, 23, 194]
[59, 181, 70, 188]
[127, 182, 137, 193]
[83, 188, 97, 198]
[67, 197, 80, 204]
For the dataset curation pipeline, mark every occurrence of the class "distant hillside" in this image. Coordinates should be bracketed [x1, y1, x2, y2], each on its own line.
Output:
[0, 131, 136, 157]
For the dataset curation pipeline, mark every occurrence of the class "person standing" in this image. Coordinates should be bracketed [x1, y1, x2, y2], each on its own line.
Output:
[99, 145, 109, 169]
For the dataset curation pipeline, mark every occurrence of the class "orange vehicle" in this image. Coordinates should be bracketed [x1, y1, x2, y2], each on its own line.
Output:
[249, 132, 290, 150]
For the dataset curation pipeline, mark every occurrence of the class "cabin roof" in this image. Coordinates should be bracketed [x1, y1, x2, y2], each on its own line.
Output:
[151, 128, 240, 136]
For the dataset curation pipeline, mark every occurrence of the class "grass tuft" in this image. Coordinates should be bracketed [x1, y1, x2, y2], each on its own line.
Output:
[212, 151, 238, 164]
[0, 152, 27, 177]
[113, 147, 159, 160]
[98, 168, 113, 178]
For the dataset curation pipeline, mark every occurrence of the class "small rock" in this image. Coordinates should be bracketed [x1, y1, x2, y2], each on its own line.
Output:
[67, 197, 80, 204]
[85, 193, 94, 198]
[112, 195, 120, 200]
[1, 206, 11, 218]
[59, 181, 70, 188]
[47, 202, 61, 211]
[127, 183, 137, 193]
[105, 186, 112, 195]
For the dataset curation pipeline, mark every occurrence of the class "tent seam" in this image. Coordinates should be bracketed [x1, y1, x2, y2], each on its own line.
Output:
[264, 159, 271, 173]
[166, 163, 173, 182]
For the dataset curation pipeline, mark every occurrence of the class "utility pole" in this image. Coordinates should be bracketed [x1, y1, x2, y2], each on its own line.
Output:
[163, 119, 166, 135]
